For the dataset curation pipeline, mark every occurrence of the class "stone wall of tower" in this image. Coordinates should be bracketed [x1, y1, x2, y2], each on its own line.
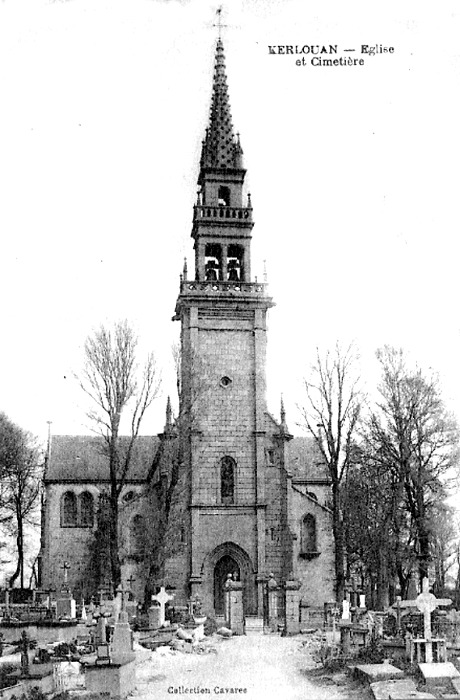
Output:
[194, 325, 256, 504]
[264, 442, 291, 581]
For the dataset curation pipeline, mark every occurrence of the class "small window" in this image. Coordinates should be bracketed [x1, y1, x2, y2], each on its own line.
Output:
[301, 514, 317, 553]
[220, 376, 232, 388]
[221, 456, 235, 505]
[267, 449, 275, 466]
[79, 492, 94, 527]
[61, 492, 77, 527]
[218, 186, 231, 206]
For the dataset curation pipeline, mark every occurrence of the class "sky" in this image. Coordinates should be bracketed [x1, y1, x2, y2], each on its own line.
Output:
[1, 1, 460, 490]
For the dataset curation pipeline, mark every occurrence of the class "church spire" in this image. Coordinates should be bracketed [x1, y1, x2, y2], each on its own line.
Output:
[200, 39, 243, 170]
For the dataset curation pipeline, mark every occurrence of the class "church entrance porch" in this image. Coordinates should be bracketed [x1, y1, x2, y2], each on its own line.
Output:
[199, 542, 257, 617]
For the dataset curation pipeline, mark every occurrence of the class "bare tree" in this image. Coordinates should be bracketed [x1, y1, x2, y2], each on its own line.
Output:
[0, 413, 42, 588]
[144, 345, 212, 599]
[299, 343, 361, 603]
[364, 346, 459, 587]
[78, 320, 160, 589]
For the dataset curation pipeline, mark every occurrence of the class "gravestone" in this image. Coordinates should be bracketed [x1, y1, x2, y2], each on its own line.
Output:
[111, 616, 134, 665]
[53, 662, 85, 693]
[399, 578, 451, 664]
[56, 591, 76, 620]
[20, 631, 29, 677]
[267, 574, 278, 632]
[283, 577, 301, 636]
[225, 576, 244, 635]
[415, 578, 451, 663]
[342, 599, 351, 621]
[151, 587, 174, 627]
[110, 585, 135, 665]
[95, 615, 108, 646]
[148, 602, 161, 630]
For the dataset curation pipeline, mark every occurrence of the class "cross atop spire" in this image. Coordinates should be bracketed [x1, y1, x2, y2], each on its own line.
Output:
[213, 6, 228, 39]
[200, 38, 244, 171]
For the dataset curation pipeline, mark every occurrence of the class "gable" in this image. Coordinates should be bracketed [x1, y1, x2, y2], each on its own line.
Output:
[286, 436, 329, 480]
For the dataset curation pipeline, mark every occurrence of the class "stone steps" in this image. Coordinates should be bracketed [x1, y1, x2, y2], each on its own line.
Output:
[244, 616, 264, 635]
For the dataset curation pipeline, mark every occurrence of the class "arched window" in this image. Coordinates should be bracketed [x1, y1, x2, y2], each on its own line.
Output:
[130, 515, 145, 556]
[227, 244, 243, 281]
[301, 514, 317, 553]
[218, 186, 231, 206]
[79, 492, 94, 527]
[221, 456, 235, 505]
[205, 243, 222, 281]
[61, 492, 77, 527]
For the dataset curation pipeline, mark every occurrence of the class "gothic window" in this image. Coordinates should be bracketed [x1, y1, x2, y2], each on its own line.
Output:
[221, 456, 235, 505]
[218, 186, 231, 206]
[79, 492, 94, 527]
[61, 491, 77, 527]
[301, 514, 317, 553]
[227, 244, 243, 281]
[205, 243, 222, 281]
[129, 514, 145, 556]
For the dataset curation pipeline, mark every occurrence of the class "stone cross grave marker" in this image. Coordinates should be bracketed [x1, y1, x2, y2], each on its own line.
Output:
[60, 561, 70, 588]
[151, 586, 174, 626]
[415, 577, 451, 663]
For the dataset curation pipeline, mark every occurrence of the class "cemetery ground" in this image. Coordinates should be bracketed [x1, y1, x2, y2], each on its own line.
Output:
[133, 632, 367, 700]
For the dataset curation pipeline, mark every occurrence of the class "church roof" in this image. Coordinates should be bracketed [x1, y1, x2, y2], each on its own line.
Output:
[44, 435, 159, 483]
[200, 38, 244, 170]
[287, 436, 330, 481]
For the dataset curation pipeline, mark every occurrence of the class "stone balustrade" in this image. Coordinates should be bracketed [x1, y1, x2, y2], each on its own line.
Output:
[180, 280, 266, 295]
[193, 205, 253, 223]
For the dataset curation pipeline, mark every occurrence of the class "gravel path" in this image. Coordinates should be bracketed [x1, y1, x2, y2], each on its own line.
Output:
[132, 634, 368, 700]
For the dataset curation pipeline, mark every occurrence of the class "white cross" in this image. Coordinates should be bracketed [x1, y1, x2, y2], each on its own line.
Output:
[415, 578, 451, 663]
[151, 586, 174, 626]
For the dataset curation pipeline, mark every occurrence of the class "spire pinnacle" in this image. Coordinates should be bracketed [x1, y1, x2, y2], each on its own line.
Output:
[165, 396, 172, 433]
[280, 395, 286, 427]
[200, 39, 243, 170]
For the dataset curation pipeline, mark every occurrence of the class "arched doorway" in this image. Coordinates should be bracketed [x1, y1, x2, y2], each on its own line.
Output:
[201, 542, 256, 616]
[214, 555, 240, 615]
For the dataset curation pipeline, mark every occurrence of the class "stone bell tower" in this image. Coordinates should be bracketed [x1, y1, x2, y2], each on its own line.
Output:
[173, 39, 282, 617]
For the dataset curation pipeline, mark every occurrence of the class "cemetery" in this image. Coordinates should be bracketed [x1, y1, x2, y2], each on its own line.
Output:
[1, 10, 460, 700]
[2, 571, 460, 699]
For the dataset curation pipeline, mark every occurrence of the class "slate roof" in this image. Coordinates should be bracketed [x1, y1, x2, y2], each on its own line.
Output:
[286, 436, 329, 481]
[44, 434, 327, 484]
[44, 435, 159, 483]
[200, 39, 244, 170]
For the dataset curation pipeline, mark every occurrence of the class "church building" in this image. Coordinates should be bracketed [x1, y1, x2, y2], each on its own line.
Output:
[39, 39, 335, 616]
